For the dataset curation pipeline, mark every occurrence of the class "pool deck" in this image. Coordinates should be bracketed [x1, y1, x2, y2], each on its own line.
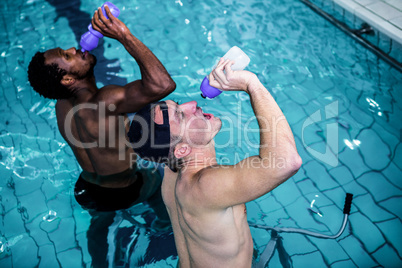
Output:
[334, 0, 402, 45]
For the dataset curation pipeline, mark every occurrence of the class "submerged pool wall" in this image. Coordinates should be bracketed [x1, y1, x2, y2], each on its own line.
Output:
[306, 0, 402, 66]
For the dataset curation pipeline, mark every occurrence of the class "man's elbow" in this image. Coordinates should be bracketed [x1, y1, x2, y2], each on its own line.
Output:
[165, 79, 176, 94]
[150, 78, 176, 98]
[286, 151, 302, 176]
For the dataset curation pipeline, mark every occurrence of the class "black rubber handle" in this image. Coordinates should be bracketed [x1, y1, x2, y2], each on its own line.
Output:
[343, 193, 353, 214]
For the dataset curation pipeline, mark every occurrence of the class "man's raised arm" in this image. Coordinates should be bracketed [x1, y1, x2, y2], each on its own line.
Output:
[200, 59, 302, 208]
[92, 5, 176, 113]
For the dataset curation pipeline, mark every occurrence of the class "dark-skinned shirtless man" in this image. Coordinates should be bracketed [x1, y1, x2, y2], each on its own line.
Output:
[27, 6, 174, 229]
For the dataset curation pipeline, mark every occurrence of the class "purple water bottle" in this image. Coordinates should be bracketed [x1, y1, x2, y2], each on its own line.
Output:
[80, 2, 120, 52]
[200, 46, 250, 99]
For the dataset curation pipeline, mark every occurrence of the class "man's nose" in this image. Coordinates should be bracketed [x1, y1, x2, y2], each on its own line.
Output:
[180, 101, 197, 114]
[66, 47, 76, 54]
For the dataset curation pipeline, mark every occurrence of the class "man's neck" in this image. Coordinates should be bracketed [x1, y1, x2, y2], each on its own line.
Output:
[71, 78, 98, 101]
[180, 142, 217, 173]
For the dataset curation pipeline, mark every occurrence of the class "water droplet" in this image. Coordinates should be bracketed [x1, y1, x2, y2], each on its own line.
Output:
[0, 238, 6, 253]
[43, 210, 57, 222]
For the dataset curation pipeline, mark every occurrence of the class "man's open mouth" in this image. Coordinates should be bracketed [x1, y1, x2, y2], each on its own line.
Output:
[203, 113, 212, 120]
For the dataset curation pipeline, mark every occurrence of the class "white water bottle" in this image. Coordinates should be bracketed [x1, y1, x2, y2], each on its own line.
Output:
[200, 46, 250, 99]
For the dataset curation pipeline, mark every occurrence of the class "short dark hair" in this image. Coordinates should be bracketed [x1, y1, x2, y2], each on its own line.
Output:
[27, 51, 73, 100]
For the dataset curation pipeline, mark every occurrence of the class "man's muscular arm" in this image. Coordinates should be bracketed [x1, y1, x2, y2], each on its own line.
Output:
[91, 5, 176, 114]
[196, 59, 302, 208]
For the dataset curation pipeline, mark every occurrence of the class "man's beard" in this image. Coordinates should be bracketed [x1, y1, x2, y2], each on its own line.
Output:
[73, 55, 97, 80]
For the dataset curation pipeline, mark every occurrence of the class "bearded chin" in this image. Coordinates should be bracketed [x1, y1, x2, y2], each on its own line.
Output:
[74, 56, 97, 80]
[86, 64, 95, 78]
[85, 56, 97, 78]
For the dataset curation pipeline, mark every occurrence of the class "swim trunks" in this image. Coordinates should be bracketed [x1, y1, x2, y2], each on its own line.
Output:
[74, 168, 143, 212]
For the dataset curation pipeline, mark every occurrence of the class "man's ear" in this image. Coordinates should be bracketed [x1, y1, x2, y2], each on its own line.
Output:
[60, 75, 76, 87]
[174, 143, 191, 159]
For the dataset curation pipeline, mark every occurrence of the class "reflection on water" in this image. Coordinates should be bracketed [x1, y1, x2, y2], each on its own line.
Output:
[0, 0, 401, 266]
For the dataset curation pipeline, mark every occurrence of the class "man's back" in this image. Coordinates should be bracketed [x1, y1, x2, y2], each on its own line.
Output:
[162, 167, 254, 268]
[55, 90, 135, 187]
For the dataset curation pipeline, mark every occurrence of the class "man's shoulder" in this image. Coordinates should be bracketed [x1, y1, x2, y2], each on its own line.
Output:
[92, 84, 126, 104]
[196, 164, 235, 181]
[178, 168, 217, 197]
[99, 84, 121, 91]
[55, 98, 73, 107]
[55, 99, 73, 117]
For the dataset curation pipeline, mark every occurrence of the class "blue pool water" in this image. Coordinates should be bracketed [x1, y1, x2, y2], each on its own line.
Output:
[1, 0, 401, 267]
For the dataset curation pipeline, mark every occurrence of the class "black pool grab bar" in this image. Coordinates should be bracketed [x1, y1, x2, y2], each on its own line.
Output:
[299, 0, 402, 73]
[250, 193, 353, 268]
